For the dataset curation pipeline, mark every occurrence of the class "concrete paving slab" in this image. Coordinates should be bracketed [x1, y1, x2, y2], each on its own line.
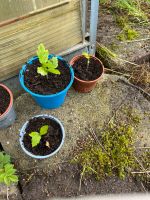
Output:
[0, 75, 149, 174]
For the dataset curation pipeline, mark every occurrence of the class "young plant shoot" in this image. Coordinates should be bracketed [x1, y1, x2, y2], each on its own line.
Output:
[29, 125, 49, 147]
[82, 52, 91, 65]
[37, 43, 60, 76]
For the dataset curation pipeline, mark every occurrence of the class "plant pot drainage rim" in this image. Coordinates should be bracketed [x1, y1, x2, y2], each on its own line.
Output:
[19, 55, 74, 97]
[70, 55, 104, 83]
[19, 114, 65, 159]
[0, 84, 13, 119]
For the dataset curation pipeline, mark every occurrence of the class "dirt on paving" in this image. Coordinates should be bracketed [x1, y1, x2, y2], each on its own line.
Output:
[20, 160, 144, 200]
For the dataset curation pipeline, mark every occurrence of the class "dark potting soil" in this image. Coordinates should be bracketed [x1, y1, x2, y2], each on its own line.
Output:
[23, 117, 62, 156]
[0, 86, 10, 115]
[24, 59, 71, 95]
[72, 56, 103, 81]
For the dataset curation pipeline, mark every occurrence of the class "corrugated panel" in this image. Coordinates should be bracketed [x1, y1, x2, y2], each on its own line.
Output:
[0, 0, 82, 81]
[0, 0, 64, 22]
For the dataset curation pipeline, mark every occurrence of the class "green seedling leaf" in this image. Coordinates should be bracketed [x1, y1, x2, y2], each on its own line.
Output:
[82, 52, 91, 60]
[50, 57, 58, 68]
[4, 176, 11, 186]
[29, 125, 49, 147]
[0, 152, 4, 162]
[9, 175, 19, 183]
[3, 154, 11, 165]
[46, 57, 60, 73]
[48, 68, 61, 75]
[6, 168, 16, 176]
[4, 164, 16, 176]
[40, 125, 49, 136]
[0, 152, 18, 186]
[0, 152, 11, 169]
[46, 61, 55, 69]
[4, 164, 14, 172]
[29, 132, 41, 147]
[37, 67, 48, 76]
[82, 52, 91, 67]
[37, 43, 49, 64]
[36, 44, 61, 76]
[0, 173, 5, 182]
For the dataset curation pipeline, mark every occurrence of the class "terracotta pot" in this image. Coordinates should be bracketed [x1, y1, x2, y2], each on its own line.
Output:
[70, 55, 104, 93]
[0, 84, 16, 129]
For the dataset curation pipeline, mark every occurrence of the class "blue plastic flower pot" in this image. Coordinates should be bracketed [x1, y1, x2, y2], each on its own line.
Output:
[19, 55, 74, 109]
[19, 114, 65, 159]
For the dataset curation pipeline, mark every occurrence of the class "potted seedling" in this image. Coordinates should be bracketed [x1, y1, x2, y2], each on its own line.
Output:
[19, 44, 74, 109]
[0, 84, 16, 129]
[70, 52, 104, 92]
[19, 114, 65, 159]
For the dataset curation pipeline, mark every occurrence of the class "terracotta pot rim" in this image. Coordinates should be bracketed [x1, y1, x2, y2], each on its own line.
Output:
[0, 84, 13, 119]
[70, 55, 104, 83]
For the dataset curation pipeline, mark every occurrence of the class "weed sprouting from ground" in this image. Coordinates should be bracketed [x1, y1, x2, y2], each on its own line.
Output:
[96, 44, 118, 61]
[130, 62, 150, 94]
[96, 42, 150, 94]
[96, 43, 137, 67]
[114, 15, 140, 41]
[114, 0, 148, 22]
[102, 0, 149, 22]
[117, 27, 139, 41]
[100, 0, 149, 42]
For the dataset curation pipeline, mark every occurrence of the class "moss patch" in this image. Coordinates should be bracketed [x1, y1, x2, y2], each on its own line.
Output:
[117, 27, 139, 41]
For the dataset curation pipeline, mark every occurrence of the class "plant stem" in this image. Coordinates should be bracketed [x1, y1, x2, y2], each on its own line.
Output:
[117, 57, 139, 66]
[140, 181, 148, 193]
[134, 156, 150, 177]
[105, 67, 130, 77]
[79, 166, 86, 192]
[65, 171, 77, 192]
[131, 171, 150, 174]
[87, 59, 90, 71]
[7, 187, 9, 200]
[120, 37, 150, 43]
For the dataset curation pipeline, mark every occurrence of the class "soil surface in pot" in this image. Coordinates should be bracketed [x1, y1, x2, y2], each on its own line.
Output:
[0, 86, 10, 115]
[72, 56, 103, 81]
[23, 117, 63, 156]
[24, 59, 71, 95]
